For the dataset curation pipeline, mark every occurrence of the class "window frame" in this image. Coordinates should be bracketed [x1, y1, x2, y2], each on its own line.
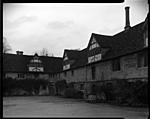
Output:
[80, 84, 84, 90]
[91, 66, 96, 80]
[64, 71, 67, 77]
[71, 70, 74, 76]
[112, 58, 121, 71]
[18, 73, 25, 79]
[137, 51, 148, 68]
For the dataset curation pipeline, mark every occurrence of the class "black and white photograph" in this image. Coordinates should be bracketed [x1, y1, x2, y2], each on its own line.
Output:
[2, 0, 148, 118]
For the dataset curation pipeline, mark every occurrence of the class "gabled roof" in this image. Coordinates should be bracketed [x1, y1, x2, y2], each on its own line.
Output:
[89, 33, 112, 48]
[62, 48, 87, 69]
[71, 48, 88, 68]
[62, 19, 147, 70]
[3, 54, 31, 73]
[4, 15, 147, 73]
[63, 49, 80, 60]
[92, 22, 145, 60]
[108, 22, 145, 59]
[3, 53, 63, 73]
[38, 56, 63, 73]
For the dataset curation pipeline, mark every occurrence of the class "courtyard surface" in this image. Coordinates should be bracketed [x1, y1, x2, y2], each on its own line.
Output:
[3, 96, 149, 118]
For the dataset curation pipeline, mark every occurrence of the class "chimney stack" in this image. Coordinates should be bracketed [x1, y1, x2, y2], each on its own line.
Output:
[16, 51, 23, 55]
[124, 6, 131, 30]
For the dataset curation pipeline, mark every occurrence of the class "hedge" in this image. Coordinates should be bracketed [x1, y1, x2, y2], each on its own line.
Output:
[55, 80, 67, 96]
[64, 88, 83, 99]
[92, 79, 148, 106]
[3, 78, 50, 96]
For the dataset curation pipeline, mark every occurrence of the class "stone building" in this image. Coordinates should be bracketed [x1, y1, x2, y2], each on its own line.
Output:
[51, 7, 148, 93]
[3, 52, 63, 95]
[3, 52, 63, 81]
[3, 7, 148, 96]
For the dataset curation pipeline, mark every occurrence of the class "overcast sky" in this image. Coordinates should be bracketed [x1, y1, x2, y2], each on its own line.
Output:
[3, 0, 149, 57]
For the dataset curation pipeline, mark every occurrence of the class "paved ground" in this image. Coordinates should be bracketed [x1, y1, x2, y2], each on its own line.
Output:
[3, 96, 149, 118]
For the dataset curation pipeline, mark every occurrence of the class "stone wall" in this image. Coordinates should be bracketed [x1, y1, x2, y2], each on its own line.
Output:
[55, 50, 148, 93]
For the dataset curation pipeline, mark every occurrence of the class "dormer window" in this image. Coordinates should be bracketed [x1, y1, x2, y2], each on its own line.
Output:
[30, 57, 42, 63]
[89, 37, 99, 51]
[63, 64, 70, 70]
[28, 54, 44, 72]
[63, 53, 68, 61]
[88, 53, 102, 63]
[91, 37, 96, 44]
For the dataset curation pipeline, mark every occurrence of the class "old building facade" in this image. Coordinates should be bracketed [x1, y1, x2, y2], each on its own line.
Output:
[50, 7, 148, 93]
[3, 7, 148, 96]
[3, 52, 63, 81]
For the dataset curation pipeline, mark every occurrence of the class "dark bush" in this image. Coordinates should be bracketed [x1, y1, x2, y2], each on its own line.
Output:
[55, 80, 67, 95]
[3, 78, 50, 96]
[64, 88, 76, 98]
[89, 79, 148, 106]
[93, 83, 113, 102]
[74, 90, 84, 99]
[67, 82, 74, 88]
[110, 79, 148, 106]
[64, 88, 83, 99]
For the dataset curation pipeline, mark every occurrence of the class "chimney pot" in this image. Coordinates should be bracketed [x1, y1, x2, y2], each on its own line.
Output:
[16, 51, 23, 55]
[124, 6, 131, 30]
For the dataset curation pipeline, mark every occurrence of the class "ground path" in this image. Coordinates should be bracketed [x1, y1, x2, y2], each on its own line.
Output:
[3, 96, 149, 118]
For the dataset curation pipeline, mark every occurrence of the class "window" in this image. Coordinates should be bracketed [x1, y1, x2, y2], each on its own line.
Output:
[89, 37, 99, 51]
[144, 30, 148, 47]
[18, 73, 24, 78]
[63, 53, 68, 61]
[89, 43, 99, 50]
[91, 84, 96, 94]
[112, 58, 120, 71]
[137, 51, 148, 67]
[88, 53, 102, 63]
[80, 84, 84, 90]
[88, 56, 95, 63]
[63, 64, 70, 70]
[91, 66, 96, 80]
[28, 54, 44, 72]
[71, 70, 74, 76]
[64, 72, 67, 77]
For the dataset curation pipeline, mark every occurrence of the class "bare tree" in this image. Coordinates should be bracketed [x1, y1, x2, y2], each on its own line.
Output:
[49, 53, 54, 57]
[3, 37, 12, 54]
[40, 48, 49, 56]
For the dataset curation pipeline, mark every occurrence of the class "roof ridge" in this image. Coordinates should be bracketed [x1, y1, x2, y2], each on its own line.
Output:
[113, 21, 145, 36]
[3, 53, 63, 59]
[92, 33, 112, 37]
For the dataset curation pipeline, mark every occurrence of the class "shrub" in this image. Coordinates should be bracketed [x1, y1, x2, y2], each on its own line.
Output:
[111, 79, 148, 106]
[74, 90, 84, 99]
[64, 88, 76, 98]
[3, 78, 50, 96]
[64, 88, 83, 99]
[67, 82, 74, 88]
[55, 80, 67, 95]
[89, 79, 148, 106]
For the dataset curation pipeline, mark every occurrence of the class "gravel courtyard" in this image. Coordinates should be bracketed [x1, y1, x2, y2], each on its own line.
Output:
[3, 96, 149, 118]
